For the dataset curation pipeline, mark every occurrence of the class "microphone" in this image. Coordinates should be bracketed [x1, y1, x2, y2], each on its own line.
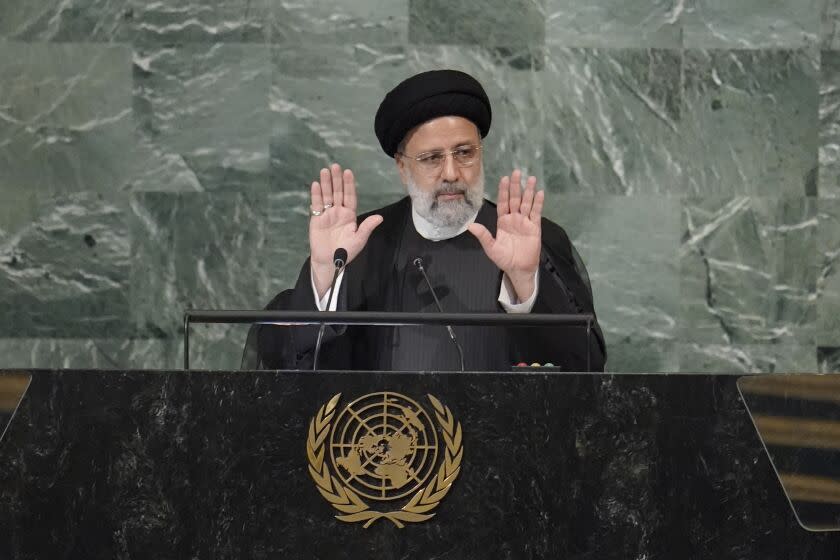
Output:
[333, 248, 347, 269]
[413, 257, 465, 372]
[313, 248, 348, 371]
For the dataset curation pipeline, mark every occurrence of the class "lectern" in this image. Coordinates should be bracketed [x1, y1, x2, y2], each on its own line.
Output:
[1, 369, 838, 559]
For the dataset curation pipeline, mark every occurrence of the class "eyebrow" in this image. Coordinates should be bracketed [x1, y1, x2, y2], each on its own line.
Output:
[415, 139, 477, 153]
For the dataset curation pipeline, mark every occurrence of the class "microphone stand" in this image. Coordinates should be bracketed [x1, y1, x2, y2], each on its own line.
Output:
[312, 249, 347, 371]
[413, 257, 466, 372]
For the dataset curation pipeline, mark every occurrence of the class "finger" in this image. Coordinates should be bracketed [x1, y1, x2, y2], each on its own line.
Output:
[319, 167, 333, 207]
[497, 175, 510, 216]
[328, 163, 342, 207]
[520, 176, 536, 216]
[509, 169, 522, 214]
[530, 189, 545, 223]
[355, 214, 384, 246]
[467, 223, 494, 255]
[344, 169, 357, 212]
[310, 181, 324, 214]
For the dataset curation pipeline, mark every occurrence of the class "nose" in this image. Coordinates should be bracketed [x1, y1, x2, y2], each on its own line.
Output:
[440, 152, 459, 182]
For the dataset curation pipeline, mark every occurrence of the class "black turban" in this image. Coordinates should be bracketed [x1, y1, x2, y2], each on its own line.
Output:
[374, 69, 492, 158]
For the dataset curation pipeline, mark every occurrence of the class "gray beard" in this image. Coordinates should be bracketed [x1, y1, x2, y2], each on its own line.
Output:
[406, 166, 485, 231]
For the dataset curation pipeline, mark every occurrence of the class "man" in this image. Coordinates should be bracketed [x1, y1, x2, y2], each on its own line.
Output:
[245, 69, 606, 371]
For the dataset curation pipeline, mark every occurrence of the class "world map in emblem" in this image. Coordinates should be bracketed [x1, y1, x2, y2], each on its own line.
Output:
[329, 392, 439, 501]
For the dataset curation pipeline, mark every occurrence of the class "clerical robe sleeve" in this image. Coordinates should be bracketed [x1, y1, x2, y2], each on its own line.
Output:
[244, 257, 354, 370]
[312, 268, 344, 311]
[510, 221, 607, 372]
[498, 270, 539, 312]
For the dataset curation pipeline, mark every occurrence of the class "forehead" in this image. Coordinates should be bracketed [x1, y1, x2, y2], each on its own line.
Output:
[402, 116, 480, 152]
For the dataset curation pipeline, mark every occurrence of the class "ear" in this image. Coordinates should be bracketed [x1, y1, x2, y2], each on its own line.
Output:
[395, 155, 409, 186]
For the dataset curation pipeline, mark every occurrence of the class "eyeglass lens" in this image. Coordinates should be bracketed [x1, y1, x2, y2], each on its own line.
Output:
[417, 146, 479, 168]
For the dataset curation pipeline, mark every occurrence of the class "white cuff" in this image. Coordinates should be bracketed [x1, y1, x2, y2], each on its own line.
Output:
[311, 268, 344, 311]
[498, 269, 539, 314]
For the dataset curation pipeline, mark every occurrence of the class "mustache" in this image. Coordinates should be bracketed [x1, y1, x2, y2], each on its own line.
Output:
[435, 183, 467, 196]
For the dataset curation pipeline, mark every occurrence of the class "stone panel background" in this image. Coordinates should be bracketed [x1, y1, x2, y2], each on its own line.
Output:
[0, 0, 837, 372]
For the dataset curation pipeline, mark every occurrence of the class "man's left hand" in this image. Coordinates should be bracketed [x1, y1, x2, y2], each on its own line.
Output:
[468, 169, 544, 302]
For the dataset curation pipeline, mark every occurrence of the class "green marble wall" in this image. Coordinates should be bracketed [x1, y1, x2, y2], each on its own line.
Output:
[0, 0, 838, 373]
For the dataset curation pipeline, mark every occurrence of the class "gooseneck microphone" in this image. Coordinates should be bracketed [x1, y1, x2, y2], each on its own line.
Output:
[413, 256, 466, 372]
[312, 248, 348, 371]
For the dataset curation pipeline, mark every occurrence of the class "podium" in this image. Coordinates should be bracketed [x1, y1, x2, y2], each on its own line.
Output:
[1, 369, 838, 559]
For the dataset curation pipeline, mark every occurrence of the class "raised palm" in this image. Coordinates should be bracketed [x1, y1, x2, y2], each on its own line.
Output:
[468, 170, 544, 300]
[309, 163, 383, 296]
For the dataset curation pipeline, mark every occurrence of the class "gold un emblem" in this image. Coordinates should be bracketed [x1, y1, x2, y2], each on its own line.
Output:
[306, 392, 463, 528]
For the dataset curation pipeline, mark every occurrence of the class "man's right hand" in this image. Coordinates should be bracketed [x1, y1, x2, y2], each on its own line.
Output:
[309, 163, 383, 299]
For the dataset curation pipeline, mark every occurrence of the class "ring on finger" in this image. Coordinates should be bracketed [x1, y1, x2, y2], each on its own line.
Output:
[323, 203, 334, 210]
[310, 207, 324, 217]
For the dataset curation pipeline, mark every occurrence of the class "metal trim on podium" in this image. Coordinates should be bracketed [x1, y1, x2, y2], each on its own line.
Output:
[183, 310, 595, 370]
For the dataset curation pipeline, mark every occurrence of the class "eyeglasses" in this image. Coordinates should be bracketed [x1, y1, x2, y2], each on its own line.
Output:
[398, 144, 482, 173]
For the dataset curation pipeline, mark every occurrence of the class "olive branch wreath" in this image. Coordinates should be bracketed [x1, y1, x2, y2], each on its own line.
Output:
[306, 393, 463, 528]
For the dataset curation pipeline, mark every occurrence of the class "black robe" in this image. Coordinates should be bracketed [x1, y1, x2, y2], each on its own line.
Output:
[243, 197, 606, 372]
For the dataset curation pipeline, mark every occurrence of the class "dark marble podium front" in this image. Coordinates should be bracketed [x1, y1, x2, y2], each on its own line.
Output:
[0, 370, 837, 559]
